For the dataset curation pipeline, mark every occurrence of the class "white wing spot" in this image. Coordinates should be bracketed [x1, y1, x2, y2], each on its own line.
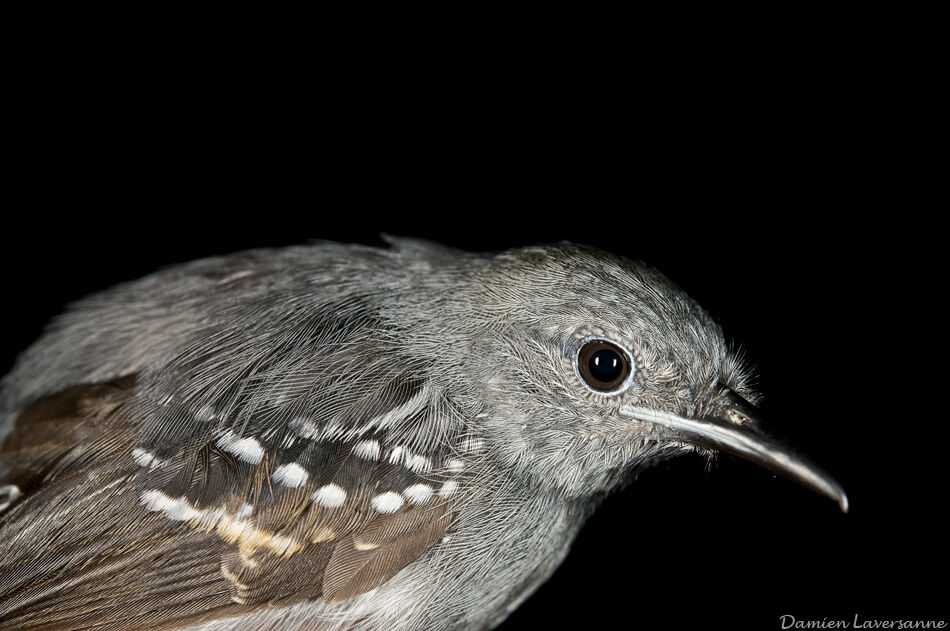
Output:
[131, 448, 158, 468]
[439, 480, 459, 498]
[216, 431, 265, 465]
[353, 439, 381, 460]
[140, 490, 201, 521]
[405, 454, 432, 474]
[273, 463, 309, 488]
[312, 484, 347, 508]
[322, 422, 344, 441]
[445, 459, 464, 472]
[290, 417, 321, 440]
[139, 491, 302, 557]
[371, 491, 405, 514]
[402, 483, 434, 505]
[388, 445, 406, 465]
[0, 484, 21, 512]
[236, 503, 254, 520]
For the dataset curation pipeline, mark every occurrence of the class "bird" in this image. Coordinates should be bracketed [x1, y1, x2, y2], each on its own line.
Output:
[0, 236, 847, 631]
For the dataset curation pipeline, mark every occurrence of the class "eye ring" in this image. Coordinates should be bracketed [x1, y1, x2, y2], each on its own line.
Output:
[572, 336, 636, 396]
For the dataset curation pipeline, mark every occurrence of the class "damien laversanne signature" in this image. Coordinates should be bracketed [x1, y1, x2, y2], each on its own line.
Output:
[780, 615, 947, 629]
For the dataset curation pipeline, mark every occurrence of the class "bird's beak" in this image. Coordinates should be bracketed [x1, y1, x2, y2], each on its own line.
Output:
[619, 390, 848, 513]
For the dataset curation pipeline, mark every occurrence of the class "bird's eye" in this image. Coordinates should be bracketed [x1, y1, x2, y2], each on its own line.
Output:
[575, 337, 635, 395]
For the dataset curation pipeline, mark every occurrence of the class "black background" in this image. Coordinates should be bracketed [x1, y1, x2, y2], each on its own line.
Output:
[2, 32, 943, 630]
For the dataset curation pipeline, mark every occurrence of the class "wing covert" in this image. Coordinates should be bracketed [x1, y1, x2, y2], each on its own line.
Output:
[0, 366, 472, 630]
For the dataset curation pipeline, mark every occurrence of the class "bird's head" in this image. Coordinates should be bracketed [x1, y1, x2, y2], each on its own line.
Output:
[421, 242, 846, 510]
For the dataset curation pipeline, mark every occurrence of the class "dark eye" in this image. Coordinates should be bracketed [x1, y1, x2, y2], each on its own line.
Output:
[576, 338, 634, 394]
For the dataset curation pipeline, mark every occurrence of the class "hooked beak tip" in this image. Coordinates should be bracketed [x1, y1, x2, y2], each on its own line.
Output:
[620, 401, 849, 514]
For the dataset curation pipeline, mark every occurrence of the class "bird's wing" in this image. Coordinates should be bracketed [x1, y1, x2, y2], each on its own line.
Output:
[0, 363, 465, 630]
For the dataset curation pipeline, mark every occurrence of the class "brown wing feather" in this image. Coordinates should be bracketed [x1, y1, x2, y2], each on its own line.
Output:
[323, 504, 452, 604]
[0, 378, 458, 630]
[1, 376, 134, 493]
[0, 378, 243, 630]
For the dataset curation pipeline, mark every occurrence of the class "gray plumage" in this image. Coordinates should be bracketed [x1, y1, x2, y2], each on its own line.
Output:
[0, 237, 843, 630]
